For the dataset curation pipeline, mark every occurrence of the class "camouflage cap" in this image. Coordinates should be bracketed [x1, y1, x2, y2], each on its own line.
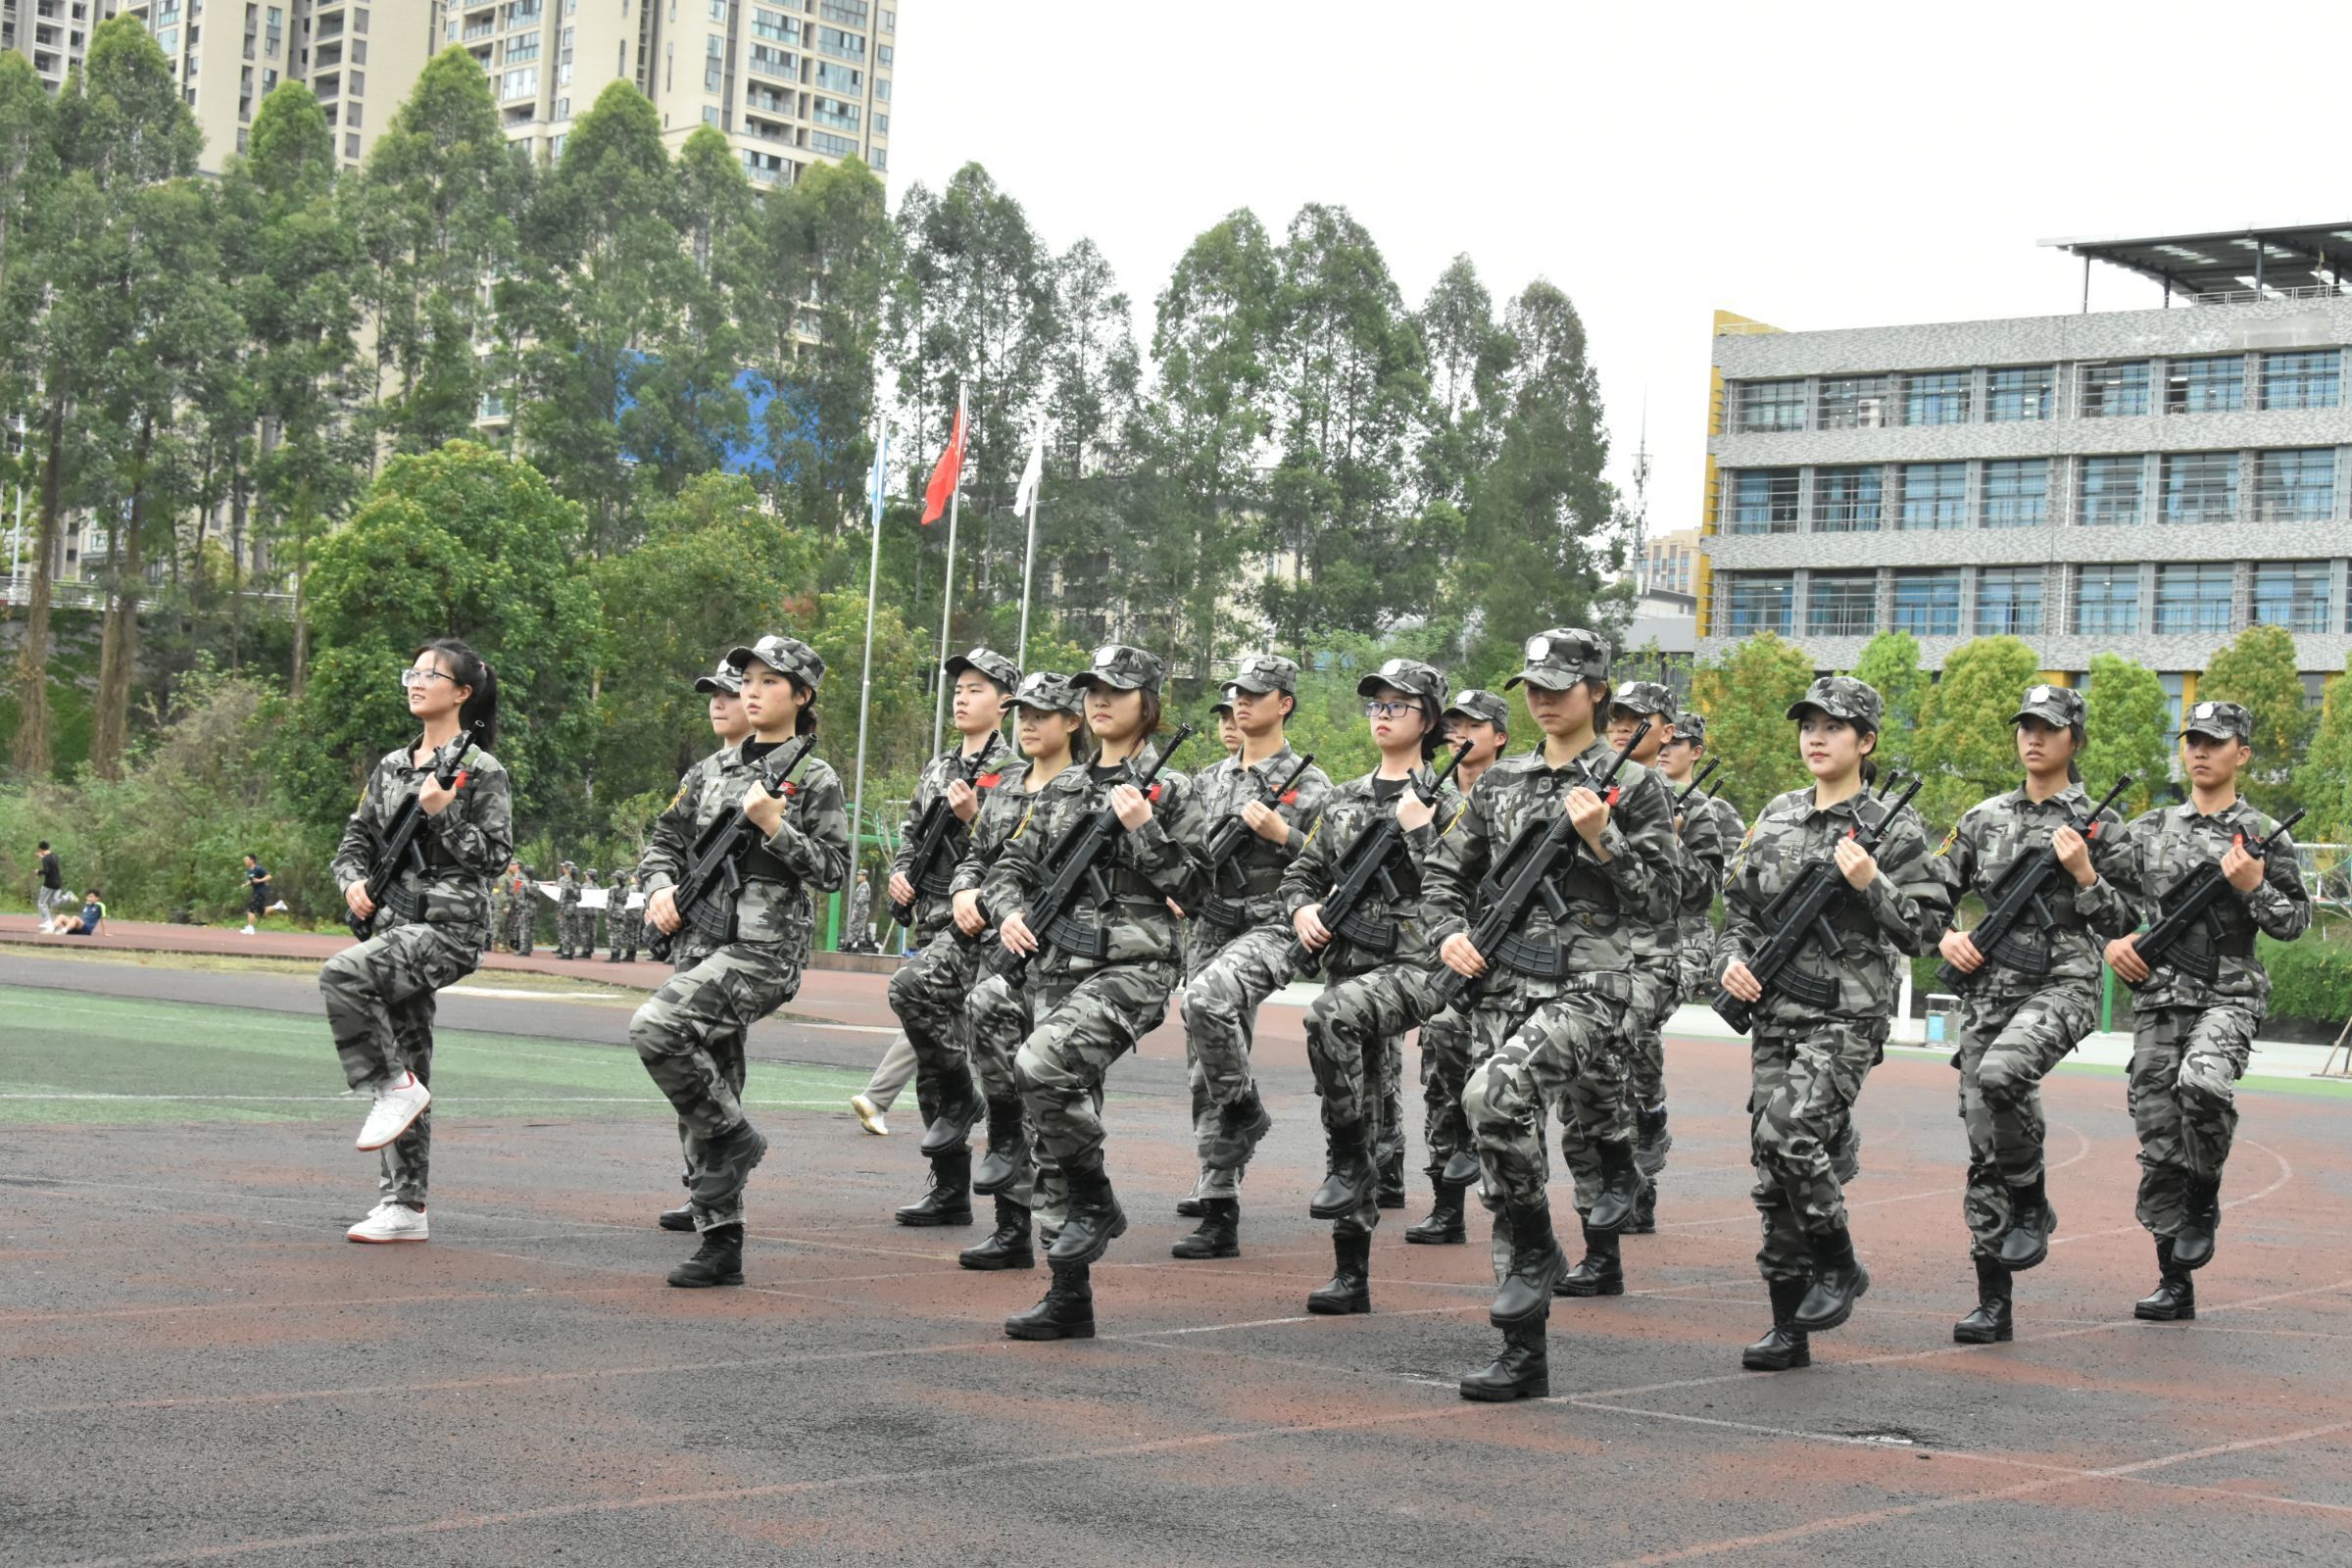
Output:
[1004, 669, 1084, 716]
[1786, 674, 1884, 729]
[1355, 656, 1447, 707]
[1505, 627, 1609, 691]
[1611, 678, 1677, 717]
[1209, 697, 1235, 716]
[1072, 642, 1165, 693]
[560, 860, 575, 871]
[1443, 688, 1511, 729]
[944, 645, 1020, 692]
[692, 656, 744, 697]
[1669, 710, 1708, 744]
[726, 633, 826, 691]
[2180, 699, 2253, 743]
[2011, 682, 2085, 729]
[1225, 652, 1300, 697]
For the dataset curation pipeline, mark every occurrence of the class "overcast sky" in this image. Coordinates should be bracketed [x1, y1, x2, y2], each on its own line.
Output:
[889, 0, 2344, 560]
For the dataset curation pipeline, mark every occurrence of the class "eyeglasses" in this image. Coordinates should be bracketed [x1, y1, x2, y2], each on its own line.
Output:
[1364, 700, 1419, 720]
[400, 667, 457, 689]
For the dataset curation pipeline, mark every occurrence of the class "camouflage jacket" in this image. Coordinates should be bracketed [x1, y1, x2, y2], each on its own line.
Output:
[638, 740, 852, 949]
[557, 870, 579, 908]
[1673, 787, 1740, 946]
[329, 738, 514, 946]
[847, 882, 871, 931]
[2102, 798, 2312, 1012]
[1423, 738, 1678, 1004]
[1280, 764, 1465, 976]
[1193, 741, 1335, 932]
[1719, 784, 1948, 1027]
[893, 729, 1015, 936]
[981, 741, 1207, 973]
[949, 754, 1037, 914]
[1933, 783, 2138, 988]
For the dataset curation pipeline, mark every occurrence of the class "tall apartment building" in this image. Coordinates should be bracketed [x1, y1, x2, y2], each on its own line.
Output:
[3, 0, 115, 89]
[1698, 224, 2352, 728]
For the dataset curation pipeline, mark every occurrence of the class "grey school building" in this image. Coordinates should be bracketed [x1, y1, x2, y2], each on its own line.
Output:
[1697, 223, 2352, 724]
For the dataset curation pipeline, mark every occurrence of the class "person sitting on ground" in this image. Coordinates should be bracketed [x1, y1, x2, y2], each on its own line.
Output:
[46, 887, 103, 936]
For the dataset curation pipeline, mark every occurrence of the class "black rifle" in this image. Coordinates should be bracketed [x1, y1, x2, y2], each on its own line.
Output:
[347, 723, 482, 941]
[2132, 807, 2305, 986]
[1710, 774, 1924, 1034]
[1936, 774, 2134, 992]
[645, 734, 819, 962]
[888, 746, 995, 928]
[1285, 741, 1470, 977]
[989, 724, 1198, 983]
[1674, 758, 1721, 812]
[1199, 752, 1318, 928]
[1430, 719, 1652, 1011]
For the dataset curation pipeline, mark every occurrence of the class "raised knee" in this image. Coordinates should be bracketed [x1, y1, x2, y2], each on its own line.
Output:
[1182, 982, 1237, 1033]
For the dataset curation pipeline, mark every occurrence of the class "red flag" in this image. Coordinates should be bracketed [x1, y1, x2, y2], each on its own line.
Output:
[920, 396, 966, 525]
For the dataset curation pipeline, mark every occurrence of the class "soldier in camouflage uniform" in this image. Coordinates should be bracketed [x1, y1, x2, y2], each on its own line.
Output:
[1285, 658, 1462, 1311]
[1427, 629, 1678, 1402]
[607, 869, 640, 962]
[582, 868, 606, 956]
[633, 635, 850, 1287]
[1176, 702, 1243, 1227]
[490, 862, 516, 954]
[1659, 713, 1742, 1004]
[1171, 654, 1332, 1261]
[508, 864, 537, 955]
[885, 646, 1019, 1229]
[1932, 684, 2137, 1343]
[987, 644, 1209, 1341]
[1718, 676, 1948, 1370]
[2101, 700, 2311, 1321]
[554, 861, 581, 958]
[323, 638, 513, 1245]
[846, 872, 873, 952]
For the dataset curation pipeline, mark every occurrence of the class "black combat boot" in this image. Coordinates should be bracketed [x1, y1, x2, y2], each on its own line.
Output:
[666, 1222, 745, 1288]
[1634, 1104, 1673, 1177]
[1004, 1259, 1095, 1341]
[894, 1150, 974, 1227]
[2133, 1238, 2196, 1321]
[1588, 1139, 1642, 1233]
[1997, 1171, 2056, 1271]
[1048, 1155, 1127, 1265]
[2172, 1177, 2221, 1270]
[1952, 1254, 2014, 1344]
[1459, 1317, 1550, 1401]
[1830, 1119, 1863, 1185]
[971, 1097, 1031, 1196]
[1306, 1231, 1373, 1315]
[1309, 1124, 1377, 1220]
[919, 1080, 985, 1159]
[658, 1205, 696, 1233]
[958, 1195, 1036, 1271]
[1206, 1088, 1274, 1172]
[1377, 1148, 1406, 1210]
[1440, 1146, 1482, 1187]
[1175, 1191, 1207, 1219]
[1792, 1224, 1869, 1332]
[1627, 1178, 1658, 1235]
[1404, 1177, 1468, 1246]
[1490, 1200, 1566, 1327]
[1556, 1218, 1624, 1298]
[1741, 1278, 1813, 1371]
[1169, 1197, 1239, 1260]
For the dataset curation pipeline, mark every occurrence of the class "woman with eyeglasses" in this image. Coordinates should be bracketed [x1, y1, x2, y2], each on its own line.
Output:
[323, 639, 512, 1244]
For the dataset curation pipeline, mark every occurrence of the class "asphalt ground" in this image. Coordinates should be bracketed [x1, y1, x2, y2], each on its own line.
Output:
[4, 945, 2351, 1566]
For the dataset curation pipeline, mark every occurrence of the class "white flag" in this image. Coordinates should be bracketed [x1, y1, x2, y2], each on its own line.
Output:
[1011, 423, 1045, 515]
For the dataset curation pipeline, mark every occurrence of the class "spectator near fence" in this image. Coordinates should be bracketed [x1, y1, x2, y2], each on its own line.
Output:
[34, 841, 63, 923]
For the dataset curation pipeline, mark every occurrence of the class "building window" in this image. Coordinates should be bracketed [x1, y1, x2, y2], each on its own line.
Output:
[1897, 462, 1966, 530]
[2252, 561, 2333, 634]
[2262, 349, 2340, 412]
[2166, 355, 2244, 415]
[2074, 565, 2140, 635]
[344, 130, 360, 158]
[1984, 365, 2053, 422]
[1730, 379, 1805, 433]
[809, 129, 858, 157]
[1722, 575, 1793, 637]
[2080, 361, 2151, 418]
[1817, 374, 1892, 430]
[2155, 564, 2234, 635]
[2160, 451, 2238, 524]
[1812, 465, 1882, 532]
[2256, 448, 2336, 522]
[1806, 572, 1878, 638]
[1903, 370, 1969, 426]
[753, 6, 800, 41]
[1890, 569, 1961, 636]
[2160, 673, 2188, 731]
[1977, 566, 2044, 637]
[1981, 459, 2048, 528]
[2080, 455, 2144, 526]
[816, 24, 865, 59]
[1727, 468, 1799, 534]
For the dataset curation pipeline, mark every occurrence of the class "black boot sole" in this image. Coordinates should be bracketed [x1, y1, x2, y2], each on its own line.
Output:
[1740, 1346, 1812, 1371]
[1952, 1318, 2014, 1344]
[2133, 1300, 2195, 1321]
[657, 1209, 696, 1233]
[666, 1267, 745, 1288]
[1169, 1236, 1238, 1260]
[1004, 1315, 1095, 1341]
[1306, 1292, 1371, 1315]
[958, 1247, 1036, 1272]
[895, 1207, 974, 1227]
[1458, 1373, 1549, 1401]
[1793, 1268, 1869, 1333]
[1308, 1184, 1375, 1221]
[1403, 1225, 1466, 1246]
[1555, 1273, 1625, 1298]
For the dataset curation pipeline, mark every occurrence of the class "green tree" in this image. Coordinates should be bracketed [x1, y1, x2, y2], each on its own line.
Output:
[624, 124, 751, 501]
[1849, 630, 1927, 775]
[2197, 623, 2314, 814]
[1691, 630, 1815, 813]
[2292, 662, 2352, 840]
[0, 49, 62, 775]
[1911, 636, 2041, 824]
[2080, 654, 2174, 816]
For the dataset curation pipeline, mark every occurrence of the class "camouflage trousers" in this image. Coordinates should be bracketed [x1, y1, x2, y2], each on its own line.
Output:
[1305, 959, 1437, 1236]
[1459, 971, 1637, 1229]
[1676, 915, 1719, 1004]
[1014, 958, 1177, 1189]
[1954, 977, 2095, 1257]
[968, 970, 1043, 1214]
[320, 919, 482, 1207]
[1552, 956, 1678, 1208]
[1417, 1004, 1478, 1181]
[508, 899, 535, 955]
[1626, 954, 1683, 1112]
[887, 924, 986, 1118]
[558, 906, 585, 953]
[2130, 1002, 2260, 1241]
[1749, 1019, 1886, 1282]
[666, 937, 750, 1201]
[631, 937, 805, 1231]
[1180, 924, 1297, 1199]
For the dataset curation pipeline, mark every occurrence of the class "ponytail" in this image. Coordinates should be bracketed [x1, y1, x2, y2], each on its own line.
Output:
[795, 678, 819, 738]
[2068, 721, 2085, 784]
[415, 637, 500, 751]
[1858, 723, 1881, 788]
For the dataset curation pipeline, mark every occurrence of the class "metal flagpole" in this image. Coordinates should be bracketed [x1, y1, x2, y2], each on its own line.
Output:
[849, 409, 888, 882]
[928, 385, 964, 758]
[1015, 483, 1039, 671]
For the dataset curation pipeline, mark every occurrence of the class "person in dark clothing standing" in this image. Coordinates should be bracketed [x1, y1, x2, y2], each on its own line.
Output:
[35, 841, 65, 925]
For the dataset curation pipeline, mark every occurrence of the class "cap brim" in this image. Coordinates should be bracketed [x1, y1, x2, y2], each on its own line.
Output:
[1071, 671, 1144, 692]
[1786, 700, 1831, 720]
[1227, 677, 1283, 695]
[1506, 669, 1583, 691]
[2010, 706, 2071, 726]
[693, 676, 739, 695]
[2179, 724, 2241, 742]
[722, 644, 758, 669]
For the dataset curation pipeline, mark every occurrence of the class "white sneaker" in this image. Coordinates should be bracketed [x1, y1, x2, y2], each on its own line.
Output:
[242, 924, 257, 935]
[851, 1094, 889, 1137]
[356, 1071, 432, 1151]
[270, 901, 289, 912]
[347, 1202, 428, 1243]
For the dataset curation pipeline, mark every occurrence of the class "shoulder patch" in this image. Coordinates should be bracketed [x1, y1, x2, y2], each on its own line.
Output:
[1935, 825, 1958, 858]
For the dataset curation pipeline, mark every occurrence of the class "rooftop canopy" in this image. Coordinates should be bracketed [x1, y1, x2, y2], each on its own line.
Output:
[2040, 223, 2352, 303]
